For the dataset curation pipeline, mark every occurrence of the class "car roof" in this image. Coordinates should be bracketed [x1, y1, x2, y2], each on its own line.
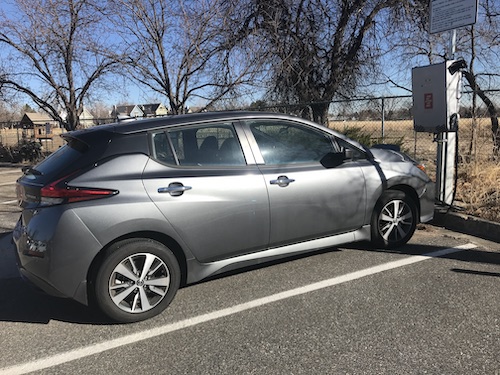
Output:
[68, 111, 324, 137]
[64, 110, 368, 152]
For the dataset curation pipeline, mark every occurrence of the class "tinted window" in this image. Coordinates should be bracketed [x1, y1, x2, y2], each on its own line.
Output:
[248, 120, 336, 165]
[152, 132, 177, 165]
[32, 139, 86, 176]
[151, 123, 246, 166]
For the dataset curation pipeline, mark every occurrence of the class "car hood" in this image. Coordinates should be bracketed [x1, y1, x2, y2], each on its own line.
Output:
[369, 147, 414, 164]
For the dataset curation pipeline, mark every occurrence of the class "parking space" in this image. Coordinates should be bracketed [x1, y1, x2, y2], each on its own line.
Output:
[0, 166, 499, 374]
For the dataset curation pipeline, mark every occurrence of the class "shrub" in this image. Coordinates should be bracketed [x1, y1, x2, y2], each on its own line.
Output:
[0, 140, 42, 163]
[338, 125, 406, 152]
[18, 139, 42, 162]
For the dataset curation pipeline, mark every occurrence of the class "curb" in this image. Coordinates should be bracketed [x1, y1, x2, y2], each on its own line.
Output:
[431, 210, 500, 243]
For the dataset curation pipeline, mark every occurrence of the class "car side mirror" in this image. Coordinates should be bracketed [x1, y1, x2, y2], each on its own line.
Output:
[320, 151, 345, 168]
[345, 149, 354, 160]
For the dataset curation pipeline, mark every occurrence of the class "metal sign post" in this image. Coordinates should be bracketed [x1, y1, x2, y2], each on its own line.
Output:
[430, 0, 478, 35]
[426, 0, 478, 207]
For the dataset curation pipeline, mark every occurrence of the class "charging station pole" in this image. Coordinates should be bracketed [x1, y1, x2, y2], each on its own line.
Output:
[435, 88, 458, 205]
[412, 61, 461, 206]
[436, 29, 459, 206]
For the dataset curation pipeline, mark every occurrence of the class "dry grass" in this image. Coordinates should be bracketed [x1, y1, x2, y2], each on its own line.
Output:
[456, 161, 500, 222]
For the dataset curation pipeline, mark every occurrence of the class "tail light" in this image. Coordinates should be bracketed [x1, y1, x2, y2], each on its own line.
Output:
[40, 175, 118, 206]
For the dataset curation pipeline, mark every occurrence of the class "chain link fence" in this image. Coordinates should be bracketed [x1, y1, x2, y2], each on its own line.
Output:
[337, 91, 498, 173]
[325, 95, 439, 177]
[257, 90, 499, 179]
[1, 91, 499, 168]
[1, 91, 498, 220]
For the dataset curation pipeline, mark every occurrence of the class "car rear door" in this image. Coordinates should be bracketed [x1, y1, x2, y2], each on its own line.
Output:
[242, 119, 368, 248]
[142, 121, 270, 263]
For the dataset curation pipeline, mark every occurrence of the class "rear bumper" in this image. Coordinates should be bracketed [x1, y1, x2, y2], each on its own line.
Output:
[13, 220, 69, 298]
[12, 209, 102, 306]
[18, 266, 68, 298]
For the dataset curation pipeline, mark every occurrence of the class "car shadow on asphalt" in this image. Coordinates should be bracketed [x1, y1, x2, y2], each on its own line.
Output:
[0, 277, 115, 325]
[347, 241, 500, 277]
[0, 231, 117, 325]
[1, 234, 499, 325]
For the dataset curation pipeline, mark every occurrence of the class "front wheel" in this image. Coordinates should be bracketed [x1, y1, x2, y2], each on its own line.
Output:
[371, 190, 418, 249]
[93, 239, 180, 323]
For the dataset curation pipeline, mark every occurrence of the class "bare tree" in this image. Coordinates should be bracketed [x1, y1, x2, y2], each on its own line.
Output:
[0, 0, 120, 130]
[230, 0, 418, 124]
[467, 1, 500, 157]
[88, 101, 114, 123]
[108, 0, 261, 115]
[384, 0, 500, 157]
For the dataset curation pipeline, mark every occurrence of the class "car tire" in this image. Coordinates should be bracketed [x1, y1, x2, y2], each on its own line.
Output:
[93, 238, 180, 323]
[371, 190, 417, 249]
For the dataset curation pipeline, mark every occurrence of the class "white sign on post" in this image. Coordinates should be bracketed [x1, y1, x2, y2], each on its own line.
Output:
[430, 0, 478, 34]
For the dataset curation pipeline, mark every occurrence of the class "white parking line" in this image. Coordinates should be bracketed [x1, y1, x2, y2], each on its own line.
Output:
[0, 243, 477, 375]
[0, 182, 16, 187]
[0, 171, 22, 175]
[0, 200, 17, 205]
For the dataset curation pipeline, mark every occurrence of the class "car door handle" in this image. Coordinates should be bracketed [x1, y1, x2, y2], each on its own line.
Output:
[158, 183, 192, 196]
[270, 176, 295, 187]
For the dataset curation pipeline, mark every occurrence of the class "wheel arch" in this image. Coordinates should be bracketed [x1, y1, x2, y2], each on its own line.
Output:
[382, 182, 421, 219]
[370, 185, 420, 249]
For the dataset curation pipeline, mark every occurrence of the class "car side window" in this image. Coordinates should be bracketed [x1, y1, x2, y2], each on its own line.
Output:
[151, 123, 246, 166]
[152, 132, 177, 164]
[247, 120, 337, 165]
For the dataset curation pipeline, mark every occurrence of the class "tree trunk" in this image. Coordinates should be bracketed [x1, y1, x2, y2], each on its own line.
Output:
[310, 102, 329, 126]
[462, 71, 500, 158]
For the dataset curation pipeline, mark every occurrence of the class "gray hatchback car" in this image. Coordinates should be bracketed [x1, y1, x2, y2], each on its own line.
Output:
[14, 111, 434, 322]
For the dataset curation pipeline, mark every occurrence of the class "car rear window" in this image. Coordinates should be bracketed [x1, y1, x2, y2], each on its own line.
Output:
[31, 137, 87, 176]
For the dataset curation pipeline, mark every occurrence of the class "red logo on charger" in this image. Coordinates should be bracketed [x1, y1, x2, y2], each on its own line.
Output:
[424, 93, 433, 109]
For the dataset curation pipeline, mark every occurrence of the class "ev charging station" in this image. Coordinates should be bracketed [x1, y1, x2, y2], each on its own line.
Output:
[412, 61, 464, 206]
[411, 0, 478, 207]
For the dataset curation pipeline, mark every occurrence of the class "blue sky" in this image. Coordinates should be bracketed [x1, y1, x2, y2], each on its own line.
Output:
[0, 0, 498, 113]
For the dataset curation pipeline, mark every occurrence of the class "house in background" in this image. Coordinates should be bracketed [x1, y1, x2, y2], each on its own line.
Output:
[79, 107, 96, 128]
[19, 112, 60, 150]
[58, 107, 96, 129]
[187, 106, 206, 113]
[111, 105, 143, 119]
[19, 112, 58, 138]
[140, 103, 169, 117]
[19, 112, 57, 129]
[111, 103, 169, 119]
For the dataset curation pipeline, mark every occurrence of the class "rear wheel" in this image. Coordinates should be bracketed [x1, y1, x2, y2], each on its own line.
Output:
[93, 239, 180, 323]
[371, 190, 417, 249]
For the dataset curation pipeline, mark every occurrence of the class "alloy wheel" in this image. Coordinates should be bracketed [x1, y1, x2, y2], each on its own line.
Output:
[108, 253, 171, 313]
[378, 199, 414, 243]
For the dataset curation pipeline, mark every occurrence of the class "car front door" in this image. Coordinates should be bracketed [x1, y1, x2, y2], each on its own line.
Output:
[243, 119, 367, 247]
[142, 122, 269, 263]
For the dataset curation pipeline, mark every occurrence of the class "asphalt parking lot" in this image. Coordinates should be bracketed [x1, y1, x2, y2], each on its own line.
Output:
[0, 166, 499, 374]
